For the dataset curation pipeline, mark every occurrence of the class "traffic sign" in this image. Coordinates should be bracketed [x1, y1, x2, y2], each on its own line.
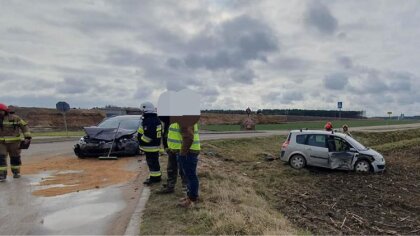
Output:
[337, 102, 343, 109]
[56, 101, 70, 113]
[387, 111, 392, 115]
[56, 101, 70, 136]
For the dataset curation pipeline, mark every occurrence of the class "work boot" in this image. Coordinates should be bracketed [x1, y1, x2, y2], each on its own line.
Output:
[0, 171, 7, 182]
[12, 169, 21, 179]
[177, 198, 196, 208]
[143, 177, 161, 186]
[156, 186, 175, 194]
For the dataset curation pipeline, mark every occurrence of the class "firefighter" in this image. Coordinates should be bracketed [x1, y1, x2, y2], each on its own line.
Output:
[168, 121, 201, 208]
[0, 103, 31, 182]
[342, 124, 352, 137]
[325, 121, 333, 131]
[138, 102, 162, 185]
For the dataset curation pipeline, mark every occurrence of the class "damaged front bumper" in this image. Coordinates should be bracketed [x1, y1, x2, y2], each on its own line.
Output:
[74, 137, 139, 157]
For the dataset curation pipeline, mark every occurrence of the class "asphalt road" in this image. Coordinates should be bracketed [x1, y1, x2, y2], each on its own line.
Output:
[1, 124, 419, 235]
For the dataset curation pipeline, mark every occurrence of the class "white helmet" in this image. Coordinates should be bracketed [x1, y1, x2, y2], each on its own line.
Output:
[140, 102, 156, 114]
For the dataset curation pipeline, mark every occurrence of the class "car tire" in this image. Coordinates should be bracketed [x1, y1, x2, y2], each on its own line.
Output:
[354, 160, 371, 173]
[75, 153, 87, 159]
[289, 154, 306, 169]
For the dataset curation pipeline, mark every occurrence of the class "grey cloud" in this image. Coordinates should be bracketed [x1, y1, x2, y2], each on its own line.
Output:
[273, 57, 312, 71]
[56, 78, 92, 94]
[183, 15, 278, 70]
[388, 72, 413, 91]
[0, 55, 39, 69]
[166, 58, 184, 69]
[337, 56, 353, 69]
[106, 49, 153, 67]
[263, 91, 304, 104]
[304, 1, 338, 35]
[134, 87, 152, 99]
[230, 68, 255, 84]
[324, 73, 348, 90]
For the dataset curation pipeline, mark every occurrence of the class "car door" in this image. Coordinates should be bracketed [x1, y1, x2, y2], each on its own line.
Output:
[328, 136, 356, 170]
[305, 134, 329, 167]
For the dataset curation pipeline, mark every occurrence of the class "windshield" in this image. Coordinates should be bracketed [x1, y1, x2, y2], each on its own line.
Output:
[98, 117, 141, 130]
[345, 136, 368, 151]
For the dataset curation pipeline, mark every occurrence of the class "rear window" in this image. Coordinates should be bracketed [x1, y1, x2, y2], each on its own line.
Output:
[296, 134, 307, 144]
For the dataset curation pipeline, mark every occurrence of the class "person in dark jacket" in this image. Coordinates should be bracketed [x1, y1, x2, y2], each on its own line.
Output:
[138, 102, 162, 185]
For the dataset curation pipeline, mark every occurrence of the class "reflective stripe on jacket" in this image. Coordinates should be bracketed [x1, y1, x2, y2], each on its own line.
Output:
[137, 113, 162, 152]
[0, 114, 31, 143]
[167, 123, 200, 152]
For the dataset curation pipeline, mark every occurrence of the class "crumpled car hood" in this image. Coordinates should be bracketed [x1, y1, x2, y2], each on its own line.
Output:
[84, 127, 136, 141]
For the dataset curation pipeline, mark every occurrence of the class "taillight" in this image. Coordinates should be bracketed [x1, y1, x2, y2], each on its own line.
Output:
[282, 140, 289, 149]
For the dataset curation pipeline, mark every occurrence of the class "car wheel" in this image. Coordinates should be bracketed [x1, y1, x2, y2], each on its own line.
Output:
[355, 160, 371, 172]
[290, 154, 306, 169]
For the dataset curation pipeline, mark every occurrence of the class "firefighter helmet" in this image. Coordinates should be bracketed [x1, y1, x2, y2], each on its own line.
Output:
[0, 103, 9, 112]
[140, 102, 156, 114]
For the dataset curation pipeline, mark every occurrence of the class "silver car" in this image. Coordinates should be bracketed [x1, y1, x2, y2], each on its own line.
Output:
[280, 130, 385, 172]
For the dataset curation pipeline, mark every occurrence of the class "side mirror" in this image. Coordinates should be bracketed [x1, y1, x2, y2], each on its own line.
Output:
[349, 147, 357, 152]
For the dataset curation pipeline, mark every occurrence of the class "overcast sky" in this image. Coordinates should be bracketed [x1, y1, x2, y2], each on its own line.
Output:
[1, 0, 419, 116]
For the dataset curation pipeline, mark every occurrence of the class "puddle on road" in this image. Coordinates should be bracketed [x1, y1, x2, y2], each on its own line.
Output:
[43, 202, 124, 231]
[22, 156, 139, 197]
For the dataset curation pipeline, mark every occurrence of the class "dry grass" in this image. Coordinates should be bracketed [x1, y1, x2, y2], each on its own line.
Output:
[140, 136, 299, 235]
[141, 130, 420, 235]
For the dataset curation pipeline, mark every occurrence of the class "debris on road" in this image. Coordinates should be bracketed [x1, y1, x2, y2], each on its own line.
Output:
[22, 156, 138, 197]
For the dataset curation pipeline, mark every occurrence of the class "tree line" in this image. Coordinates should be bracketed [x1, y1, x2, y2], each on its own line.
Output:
[202, 109, 365, 118]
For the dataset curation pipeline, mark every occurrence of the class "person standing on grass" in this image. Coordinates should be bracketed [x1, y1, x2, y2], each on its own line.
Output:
[342, 124, 352, 137]
[156, 116, 187, 194]
[168, 120, 201, 208]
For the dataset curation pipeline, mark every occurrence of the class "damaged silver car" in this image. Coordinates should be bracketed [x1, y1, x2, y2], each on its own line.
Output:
[74, 115, 142, 158]
[280, 130, 386, 173]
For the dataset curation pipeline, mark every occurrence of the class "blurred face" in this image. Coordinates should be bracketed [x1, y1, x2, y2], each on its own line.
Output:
[343, 127, 348, 131]
[0, 110, 5, 117]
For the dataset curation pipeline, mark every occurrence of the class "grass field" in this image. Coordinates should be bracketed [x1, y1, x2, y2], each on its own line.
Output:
[140, 128, 420, 235]
[202, 119, 420, 131]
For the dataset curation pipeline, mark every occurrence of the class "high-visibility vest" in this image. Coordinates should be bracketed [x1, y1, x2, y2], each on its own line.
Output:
[167, 123, 200, 151]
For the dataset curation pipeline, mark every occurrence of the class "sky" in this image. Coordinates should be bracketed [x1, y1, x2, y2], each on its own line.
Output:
[1, 0, 419, 116]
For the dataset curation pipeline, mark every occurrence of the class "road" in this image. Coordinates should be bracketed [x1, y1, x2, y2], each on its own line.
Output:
[1, 124, 419, 235]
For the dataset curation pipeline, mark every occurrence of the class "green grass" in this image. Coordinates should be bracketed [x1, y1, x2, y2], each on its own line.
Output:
[31, 130, 85, 137]
[202, 119, 420, 131]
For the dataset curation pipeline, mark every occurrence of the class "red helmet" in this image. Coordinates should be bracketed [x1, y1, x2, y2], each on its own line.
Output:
[0, 103, 9, 112]
[324, 122, 332, 130]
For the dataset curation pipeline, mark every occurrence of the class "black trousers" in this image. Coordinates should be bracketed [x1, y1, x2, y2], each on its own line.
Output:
[145, 152, 161, 180]
[166, 151, 186, 189]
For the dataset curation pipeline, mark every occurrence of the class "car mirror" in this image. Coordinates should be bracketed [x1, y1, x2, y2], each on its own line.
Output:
[349, 147, 357, 152]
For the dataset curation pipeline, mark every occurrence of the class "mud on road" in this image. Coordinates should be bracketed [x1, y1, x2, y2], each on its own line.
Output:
[275, 147, 420, 235]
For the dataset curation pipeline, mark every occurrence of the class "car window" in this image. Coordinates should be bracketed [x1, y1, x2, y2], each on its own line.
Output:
[98, 117, 141, 130]
[306, 134, 327, 148]
[345, 136, 368, 151]
[332, 136, 351, 152]
[296, 134, 307, 144]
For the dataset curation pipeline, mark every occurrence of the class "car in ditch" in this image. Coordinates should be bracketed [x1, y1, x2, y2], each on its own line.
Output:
[74, 115, 142, 158]
[280, 130, 385, 173]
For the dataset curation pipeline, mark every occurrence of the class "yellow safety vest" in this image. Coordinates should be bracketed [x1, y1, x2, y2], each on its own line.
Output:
[167, 123, 200, 151]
